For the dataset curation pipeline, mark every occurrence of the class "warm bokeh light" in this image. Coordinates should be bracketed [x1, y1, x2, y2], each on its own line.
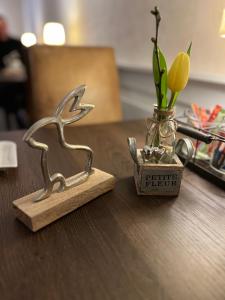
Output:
[43, 22, 66, 45]
[21, 32, 37, 47]
[219, 9, 225, 38]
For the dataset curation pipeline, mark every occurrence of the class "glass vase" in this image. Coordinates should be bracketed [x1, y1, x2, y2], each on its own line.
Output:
[145, 106, 177, 162]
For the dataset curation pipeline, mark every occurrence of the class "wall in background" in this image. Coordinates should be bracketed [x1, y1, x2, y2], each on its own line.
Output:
[1, 0, 225, 120]
[21, 0, 44, 38]
[42, 0, 225, 83]
[119, 67, 225, 120]
[41, 0, 225, 115]
[2, 0, 225, 82]
[0, 0, 23, 38]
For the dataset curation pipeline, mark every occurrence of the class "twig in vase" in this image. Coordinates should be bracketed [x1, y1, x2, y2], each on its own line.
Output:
[151, 6, 165, 109]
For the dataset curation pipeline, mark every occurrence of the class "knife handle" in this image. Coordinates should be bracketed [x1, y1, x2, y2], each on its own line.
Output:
[177, 125, 213, 144]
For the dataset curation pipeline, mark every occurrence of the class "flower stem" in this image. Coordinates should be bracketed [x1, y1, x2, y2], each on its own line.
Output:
[168, 91, 178, 110]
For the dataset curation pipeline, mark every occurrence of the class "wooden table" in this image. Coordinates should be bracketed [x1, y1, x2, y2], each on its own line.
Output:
[1, 120, 225, 300]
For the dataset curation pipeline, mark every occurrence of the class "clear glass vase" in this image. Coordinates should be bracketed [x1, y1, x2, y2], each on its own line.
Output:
[145, 106, 177, 163]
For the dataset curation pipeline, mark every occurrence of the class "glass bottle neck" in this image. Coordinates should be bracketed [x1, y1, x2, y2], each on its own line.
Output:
[153, 108, 175, 121]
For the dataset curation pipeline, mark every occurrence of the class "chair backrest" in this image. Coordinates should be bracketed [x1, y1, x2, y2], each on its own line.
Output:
[27, 45, 122, 125]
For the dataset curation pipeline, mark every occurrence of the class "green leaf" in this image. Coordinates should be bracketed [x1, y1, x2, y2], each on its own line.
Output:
[159, 48, 167, 109]
[152, 46, 168, 109]
[152, 46, 160, 106]
[187, 42, 192, 57]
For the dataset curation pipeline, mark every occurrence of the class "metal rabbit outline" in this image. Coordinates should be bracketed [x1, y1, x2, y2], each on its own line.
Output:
[23, 84, 94, 202]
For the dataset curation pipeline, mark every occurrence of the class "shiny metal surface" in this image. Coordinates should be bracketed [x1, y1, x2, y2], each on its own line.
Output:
[127, 137, 138, 164]
[23, 85, 94, 202]
[175, 137, 194, 166]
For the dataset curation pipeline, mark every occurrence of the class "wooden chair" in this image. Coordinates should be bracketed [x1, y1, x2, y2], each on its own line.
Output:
[27, 45, 122, 125]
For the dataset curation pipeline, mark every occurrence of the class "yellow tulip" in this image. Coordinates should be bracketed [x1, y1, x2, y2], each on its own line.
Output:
[168, 52, 190, 92]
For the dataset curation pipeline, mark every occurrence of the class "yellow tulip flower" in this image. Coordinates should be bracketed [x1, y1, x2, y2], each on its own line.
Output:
[168, 52, 190, 92]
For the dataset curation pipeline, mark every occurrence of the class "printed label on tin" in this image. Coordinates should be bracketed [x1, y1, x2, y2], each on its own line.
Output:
[140, 170, 181, 193]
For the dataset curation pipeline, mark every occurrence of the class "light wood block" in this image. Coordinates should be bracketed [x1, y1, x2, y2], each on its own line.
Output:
[13, 168, 116, 232]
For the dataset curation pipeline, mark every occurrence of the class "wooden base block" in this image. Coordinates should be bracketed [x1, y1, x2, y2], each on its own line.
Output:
[13, 168, 116, 232]
[134, 150, 184, 196]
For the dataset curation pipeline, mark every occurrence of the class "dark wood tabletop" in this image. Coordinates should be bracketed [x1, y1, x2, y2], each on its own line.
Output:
[1, 120, 225, 300]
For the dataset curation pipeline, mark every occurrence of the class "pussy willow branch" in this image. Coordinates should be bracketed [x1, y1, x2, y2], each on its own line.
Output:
[151, 7, 164, 108]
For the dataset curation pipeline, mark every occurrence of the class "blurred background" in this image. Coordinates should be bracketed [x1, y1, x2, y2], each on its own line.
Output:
[1, 0, 225, 130]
